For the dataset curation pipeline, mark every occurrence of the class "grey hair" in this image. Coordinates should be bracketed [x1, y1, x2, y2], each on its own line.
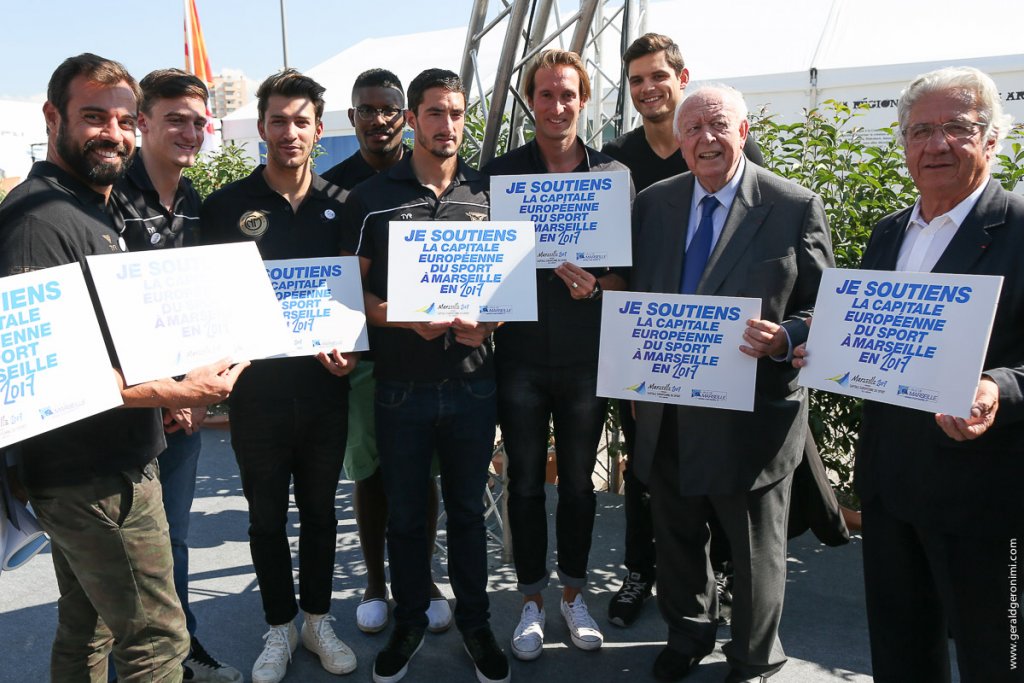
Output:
[673, 83, 749, 140]
[896, 66, 1013, 154]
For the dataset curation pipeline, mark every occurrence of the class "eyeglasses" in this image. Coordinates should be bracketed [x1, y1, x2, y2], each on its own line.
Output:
[354, 106, 404, 121]
[903, 120, 986, 145]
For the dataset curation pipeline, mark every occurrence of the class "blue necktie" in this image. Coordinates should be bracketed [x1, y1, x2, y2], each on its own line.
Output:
[680, 195, 719, 294]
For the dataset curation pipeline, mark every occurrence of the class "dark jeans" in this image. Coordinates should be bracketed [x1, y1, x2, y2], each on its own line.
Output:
[230, 396, 348, 626]
[499, 363, 606, 592]
[375, 378, 496, 633]
[158, 429, 202, 637]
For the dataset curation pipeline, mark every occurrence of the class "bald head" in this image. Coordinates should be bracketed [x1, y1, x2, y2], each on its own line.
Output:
[674, 85, 749, 192]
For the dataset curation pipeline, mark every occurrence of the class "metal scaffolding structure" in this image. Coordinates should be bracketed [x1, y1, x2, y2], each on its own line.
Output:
[460, 0, 649, 167]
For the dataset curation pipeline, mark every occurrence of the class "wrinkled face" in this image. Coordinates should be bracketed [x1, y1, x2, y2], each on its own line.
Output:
[627, 51, 687, 124]
[904, 90, 994, 213]
[257, 94, 323, 170]
[407, 87, 464, 159]
[676, 89, 748, 193]
[349, 85, 405, 158]
[47, 75, 137, 191]
[529, 65, 586, 143]
[139, 95, 206, 169]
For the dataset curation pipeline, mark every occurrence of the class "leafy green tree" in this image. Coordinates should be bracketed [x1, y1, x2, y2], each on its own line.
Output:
[183, 142, 256, 200]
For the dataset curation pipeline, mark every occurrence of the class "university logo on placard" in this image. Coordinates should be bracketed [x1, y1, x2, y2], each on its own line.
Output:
[239, 210, 270, 237]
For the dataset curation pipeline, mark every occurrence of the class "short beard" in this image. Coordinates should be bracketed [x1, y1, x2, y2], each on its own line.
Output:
[56, 123, 132, 186]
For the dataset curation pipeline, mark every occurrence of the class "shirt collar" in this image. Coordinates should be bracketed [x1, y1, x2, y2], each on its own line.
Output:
[693, 155, 745, 211]
[29, 160, 110, 210]
[246, 164, 331, 200]
[388, 150, 481, 185]
[526, 137, 592, 173]
[907, 180, 987, 230]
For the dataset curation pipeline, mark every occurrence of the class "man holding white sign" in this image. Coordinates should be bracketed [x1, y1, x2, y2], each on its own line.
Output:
[631, 84, 832, 682]
[796, 67, 1024, 683]
[0, 54, 247, 682]
[483, 48, 631, 661]
[344, 68, 509, 683]
[201, 70, 358, 683]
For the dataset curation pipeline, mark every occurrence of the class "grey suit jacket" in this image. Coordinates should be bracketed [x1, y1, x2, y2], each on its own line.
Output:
[630, 163, 834, 495]
[856, 178, 1024, 535]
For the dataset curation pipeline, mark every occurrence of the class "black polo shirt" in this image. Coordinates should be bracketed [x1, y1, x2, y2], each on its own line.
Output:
[200, 166, 349, 403]
[482, 139, 632, 368]
[0, 161, 164, 488]
[344, 153, 494, 382]
[321, 150, 379, 194]
[111, 150, 201, 251]
[602, 127, 765, 192]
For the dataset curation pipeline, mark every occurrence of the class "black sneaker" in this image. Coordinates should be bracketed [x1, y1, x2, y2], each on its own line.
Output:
[463, 626, 510, 683]
[373, 625, 425, 683]
[608, 571, 653, 627]
[184, 637, 242, 682]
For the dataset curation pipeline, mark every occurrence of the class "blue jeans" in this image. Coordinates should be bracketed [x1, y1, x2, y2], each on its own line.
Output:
[498, 363, 606, 593]
[375, 378, 497, 633]
[159, 429, 202, 637]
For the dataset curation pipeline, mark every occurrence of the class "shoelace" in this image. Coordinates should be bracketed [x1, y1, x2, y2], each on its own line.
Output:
[311, 615, 347, 652]
[566, 599, 598, 628]
[516, 606, 543, 634]
[616, 576, 649, 605]
[188, 639, 223, 669]
[258, 626, 292, 665]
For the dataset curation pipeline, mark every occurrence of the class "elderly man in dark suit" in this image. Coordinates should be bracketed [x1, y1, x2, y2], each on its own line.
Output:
[631, 84, 833, 682]
[797, 66, 1024, 683]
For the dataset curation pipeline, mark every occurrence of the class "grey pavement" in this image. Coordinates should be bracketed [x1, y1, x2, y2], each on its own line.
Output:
[0, 428, 881, 683]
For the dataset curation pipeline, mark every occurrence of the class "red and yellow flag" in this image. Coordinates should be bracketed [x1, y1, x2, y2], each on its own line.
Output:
[183, 0, 219, 148]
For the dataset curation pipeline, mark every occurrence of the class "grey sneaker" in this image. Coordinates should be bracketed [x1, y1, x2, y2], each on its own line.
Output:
[183, 637, 242, 682]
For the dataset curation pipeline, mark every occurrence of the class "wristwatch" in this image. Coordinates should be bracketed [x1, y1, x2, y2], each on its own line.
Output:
[585, 280, 603, 300]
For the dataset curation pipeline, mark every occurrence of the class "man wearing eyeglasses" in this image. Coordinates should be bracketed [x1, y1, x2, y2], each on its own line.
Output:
[321, 69, 453, 637]
[796, 66, 1024, 683]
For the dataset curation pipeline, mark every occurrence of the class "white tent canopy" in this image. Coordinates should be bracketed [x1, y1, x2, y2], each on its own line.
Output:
[211, 0, 1024, 162]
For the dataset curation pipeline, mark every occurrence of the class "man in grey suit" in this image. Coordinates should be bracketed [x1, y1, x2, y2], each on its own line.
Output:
[631, 84, 833, 682]
[797, 66, 1024, 683]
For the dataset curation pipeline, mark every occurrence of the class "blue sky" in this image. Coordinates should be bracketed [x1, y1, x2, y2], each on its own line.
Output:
[1, 0, 476, 100]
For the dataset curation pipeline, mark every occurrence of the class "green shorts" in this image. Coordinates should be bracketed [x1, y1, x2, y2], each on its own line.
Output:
[343, 361, 439, 481]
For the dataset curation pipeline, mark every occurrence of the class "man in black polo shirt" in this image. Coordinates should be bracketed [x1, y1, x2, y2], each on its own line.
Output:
[110, 67, 242, 683]
[601, 33, 764, 628]
[482, 47, 631, 662]
[344, 68, 509, 683]
[200, 69, 357, 683]
[0, 53, 247, 682]
[321, 68, 451, 636]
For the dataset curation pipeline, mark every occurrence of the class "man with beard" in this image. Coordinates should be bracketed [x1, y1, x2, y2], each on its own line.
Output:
[344, 68, 509, 683]
[201, 69, 358, 683]
[110, 68, 242, 683]
[0, 53, 247, 682]
[321, 68, 452, 636]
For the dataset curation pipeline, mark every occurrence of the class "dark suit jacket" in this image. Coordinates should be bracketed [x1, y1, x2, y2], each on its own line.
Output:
[855, 178, 1024, 535]
[631, 163, 834, 495]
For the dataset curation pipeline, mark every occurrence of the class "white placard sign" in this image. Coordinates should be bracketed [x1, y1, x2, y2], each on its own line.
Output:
[597, 291, 761, 411]
[264, 257, 368, 356]
[1, 264, 122, 448]
[386, 221, 537, 322]
[798, 268, 1002, 417]
[490, 171, 632, 268]
[87, 242, 292, 385]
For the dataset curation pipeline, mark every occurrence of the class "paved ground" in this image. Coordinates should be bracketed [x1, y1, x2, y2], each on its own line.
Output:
[0, 429, 896, 682]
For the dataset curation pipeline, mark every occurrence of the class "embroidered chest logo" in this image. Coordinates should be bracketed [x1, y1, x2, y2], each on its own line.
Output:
[239, 210, 270, 237]
[399, 212, 413, 220]
[465, 212, 487, 221]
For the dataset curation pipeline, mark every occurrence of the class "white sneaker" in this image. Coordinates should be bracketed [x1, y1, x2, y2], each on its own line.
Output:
[510, 602, 545, 661]
[426, 597, 453, 633]
[252, 622, 298, 683]
[560, 595, 603, 651]
[302, 613, 357, 675]
[357, 594, 390, 634]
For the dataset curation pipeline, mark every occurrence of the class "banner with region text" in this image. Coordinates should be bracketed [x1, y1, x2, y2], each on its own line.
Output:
[490, 171, 632, 268]
[87, 243, 292, 385]
[387, 221, 537, 322]
[265, 256, 368, 356]
[597, 291, 760, 411]
[798, 268, 1002, 417]
[1, 264, 122, 448]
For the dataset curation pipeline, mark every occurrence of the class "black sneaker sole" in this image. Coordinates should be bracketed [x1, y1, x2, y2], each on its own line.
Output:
[373, 638, 423, 683]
